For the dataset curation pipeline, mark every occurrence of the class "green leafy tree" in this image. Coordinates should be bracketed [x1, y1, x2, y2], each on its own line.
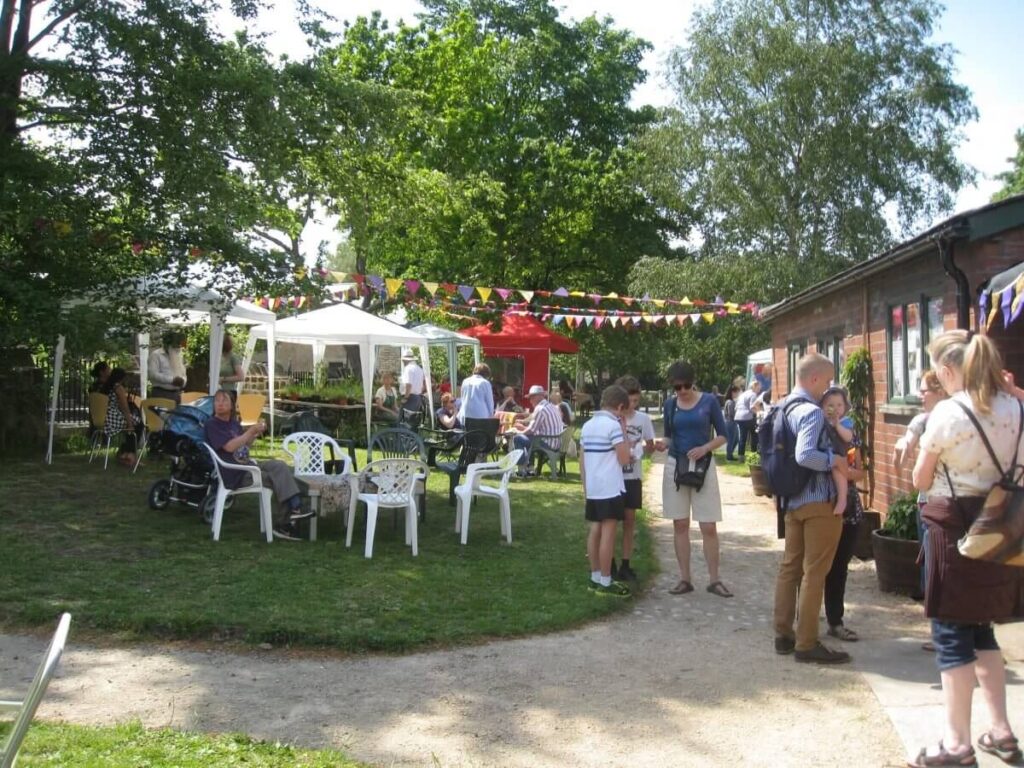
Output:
[656, 0, 976, 299]
[993, 129, 1024, 202]
[0, 1, 325, 348]
[328, 1, 670, 289]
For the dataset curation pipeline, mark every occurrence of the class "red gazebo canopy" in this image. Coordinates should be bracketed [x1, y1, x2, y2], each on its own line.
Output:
[461, 314, 578, 393]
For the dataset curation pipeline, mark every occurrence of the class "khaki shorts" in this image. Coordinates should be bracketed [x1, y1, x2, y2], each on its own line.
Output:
[661, 455, 723, 523]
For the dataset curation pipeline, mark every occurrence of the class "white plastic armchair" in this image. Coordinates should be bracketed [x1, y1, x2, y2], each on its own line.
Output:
[202, 444, 273, 543]
[281, 432, 356, 542]
[346, 458, 428, 558]
[0, 613, 71, 768]
[453, 449, 524, 545]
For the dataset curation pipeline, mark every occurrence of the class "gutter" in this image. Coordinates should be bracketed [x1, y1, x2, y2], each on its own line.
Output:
[936, 224, 972, 330]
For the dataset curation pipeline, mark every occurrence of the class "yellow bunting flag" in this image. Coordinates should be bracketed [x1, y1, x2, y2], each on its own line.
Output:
[385, 278, 403, 297]
[652, 299, 666, 308]
[329, 271, 347, 283]
[478, 287, 492, 303]
[423, 281, 439, 296]
[702, 312, 715, 324]
[519, 290, 534, 302]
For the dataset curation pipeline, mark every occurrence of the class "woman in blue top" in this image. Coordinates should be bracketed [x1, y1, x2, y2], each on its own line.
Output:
[656, 361, 732, 597]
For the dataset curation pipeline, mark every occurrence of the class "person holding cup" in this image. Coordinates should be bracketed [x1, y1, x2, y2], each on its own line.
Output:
[204, 389, 313, 541]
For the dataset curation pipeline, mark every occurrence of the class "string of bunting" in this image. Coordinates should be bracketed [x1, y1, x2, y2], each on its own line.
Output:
[321, 270, 759, 315]
[413, 300, 729, 328]
[980, 270, 1024, 331]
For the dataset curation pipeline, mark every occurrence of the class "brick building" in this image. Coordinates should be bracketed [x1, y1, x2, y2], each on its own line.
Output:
[760, 194, 1024, 516]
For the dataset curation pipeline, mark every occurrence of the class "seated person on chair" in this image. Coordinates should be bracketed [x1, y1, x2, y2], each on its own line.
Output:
[549, 391, 574, 426]
[374, 372, 400, 423]
[508, 385, 563, 471]
[102, 367, 143, 467]
[204, 389, 313, 541]
[436, 393, 461, 431]
[495, 386, 524, 414]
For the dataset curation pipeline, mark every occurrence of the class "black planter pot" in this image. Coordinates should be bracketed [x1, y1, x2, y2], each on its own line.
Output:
[854, 510, 882, 561]
[871, 529, 921, 595]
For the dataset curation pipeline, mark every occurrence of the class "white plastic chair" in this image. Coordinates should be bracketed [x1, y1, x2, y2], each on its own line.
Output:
[202, 444, 274, 542]
[346, 458, 427, 558]
[454, 449, 523, 545]
[132, 397, 175, 473]
[0, 613, 71, 768]
[281, 431, 356, 542]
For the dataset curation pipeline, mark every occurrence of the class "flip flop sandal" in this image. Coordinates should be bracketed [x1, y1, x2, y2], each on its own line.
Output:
[908, 745, 978, 766]
[706, 581, 734, 598]
[978, 732, 1022, 764]
[668, 580, 693, 595]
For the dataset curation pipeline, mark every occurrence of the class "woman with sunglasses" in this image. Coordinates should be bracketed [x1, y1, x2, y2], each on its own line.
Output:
[656, 361, 732, 597]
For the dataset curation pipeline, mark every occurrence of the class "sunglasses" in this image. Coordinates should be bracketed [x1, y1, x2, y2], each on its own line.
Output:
[673, 382, 694, 391]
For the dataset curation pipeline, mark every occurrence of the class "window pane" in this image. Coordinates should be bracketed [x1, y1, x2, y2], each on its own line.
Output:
[890, 307, 905, 398]
[928, 298, 943, 339]
[907, 303, 922, 398]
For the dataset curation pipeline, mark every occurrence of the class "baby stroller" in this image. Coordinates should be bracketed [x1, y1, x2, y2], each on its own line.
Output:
[146, 398, 226, 522]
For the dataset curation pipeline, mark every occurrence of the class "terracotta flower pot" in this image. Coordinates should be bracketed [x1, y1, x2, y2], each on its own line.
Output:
[749, 464, 772, 497]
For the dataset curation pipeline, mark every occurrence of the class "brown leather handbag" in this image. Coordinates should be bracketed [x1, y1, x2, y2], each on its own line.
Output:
[947, 400, 1024, 566]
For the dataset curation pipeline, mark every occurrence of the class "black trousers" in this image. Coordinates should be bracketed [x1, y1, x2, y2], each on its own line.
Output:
[735, 419, 756, 455]
[824, 521, 858, 627]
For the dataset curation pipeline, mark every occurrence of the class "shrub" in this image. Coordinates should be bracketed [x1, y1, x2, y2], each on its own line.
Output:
[881, 493, 919, 540]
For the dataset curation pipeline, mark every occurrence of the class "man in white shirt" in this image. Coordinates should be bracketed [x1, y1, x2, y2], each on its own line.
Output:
[400, 351, 426, 413]
[511, 385, 564, 474]
[733, 380, 761, 458]
[457, 363, 494, 423]
[149, 330, 188, 404]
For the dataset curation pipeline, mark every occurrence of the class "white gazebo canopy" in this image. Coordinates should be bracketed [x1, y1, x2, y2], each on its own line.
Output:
[410, 323, 481, 389]
[46, 280, 277, 464]
[248, 302, 433, 442]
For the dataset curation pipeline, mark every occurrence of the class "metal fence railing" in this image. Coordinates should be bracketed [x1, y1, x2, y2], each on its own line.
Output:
[37, 357, 94, 424]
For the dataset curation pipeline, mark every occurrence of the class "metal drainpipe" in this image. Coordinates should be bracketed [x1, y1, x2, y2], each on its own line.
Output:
[938, 229, 971, 330]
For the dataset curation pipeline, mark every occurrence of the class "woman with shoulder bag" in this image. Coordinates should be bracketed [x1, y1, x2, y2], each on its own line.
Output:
[910, 331, 1024, 767]
[655, 360, 731, 598]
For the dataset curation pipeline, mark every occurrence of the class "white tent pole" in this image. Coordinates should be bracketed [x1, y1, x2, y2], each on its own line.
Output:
[422, 342, 434, 428]
[45, 335, 65, 465]
[208, 317, 225, 395]
[267, 327, 276, 448]
[447, 340, 458, 395]
[362, 342, 374, 445]
[240, 333, 258, 396]
[139, 332, 150, 398]
[313, 341, 326, 387]
[473, 341, 481, 367]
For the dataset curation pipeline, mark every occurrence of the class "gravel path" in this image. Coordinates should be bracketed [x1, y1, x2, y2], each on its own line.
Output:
[2, 460, 919, 767]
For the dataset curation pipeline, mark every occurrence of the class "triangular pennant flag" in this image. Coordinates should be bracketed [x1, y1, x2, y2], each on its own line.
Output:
[622, 297, 634, 307]
[652, 299, 666, 308]
[690, 313, 701, 324]
[440, 282, 457, 294]
[675, 315, 687, 326]
[569, 290, 585, 297]
[681, 296, 691, 306]
[632, 316, 643, 326]
[590, 294, 602, 305]
[495, 288, 511, 301]
[404, 279, 421, 296]
[478, 287, 492, 303]
[458, 285, 475, 301]
[606, 292, 619, 299]
[552, 315, 564, 325]
[329, 270, 347, 283]
[554, 287, 570, 297]
[367, 274, 383, 289]
[385, 278, 403, 297]
[519, 290, 534, 302]
[423, 281, 439, 296]
[702, 312, 716, 324]
[594, 317, 605, 329]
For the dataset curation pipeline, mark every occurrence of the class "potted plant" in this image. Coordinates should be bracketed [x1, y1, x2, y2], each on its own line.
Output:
[747, 452, 772, 497]
[871, 493, 921, 595]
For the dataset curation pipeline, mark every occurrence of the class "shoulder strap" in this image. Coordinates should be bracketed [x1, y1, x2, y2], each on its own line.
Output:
[665, 397, 677, 441]
[949, 398, 1016, 478]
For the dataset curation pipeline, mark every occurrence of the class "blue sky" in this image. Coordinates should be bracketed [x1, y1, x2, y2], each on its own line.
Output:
[216, 0, 1024, 255]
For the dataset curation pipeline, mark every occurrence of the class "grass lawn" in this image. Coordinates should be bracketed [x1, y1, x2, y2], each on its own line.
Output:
[712, 447, 751, 478]
[0, 721, 362, 767]
[0, 444, 654, 652]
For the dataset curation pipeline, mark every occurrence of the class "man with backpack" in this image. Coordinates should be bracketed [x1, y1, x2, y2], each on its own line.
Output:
[769, 353, 852, 665]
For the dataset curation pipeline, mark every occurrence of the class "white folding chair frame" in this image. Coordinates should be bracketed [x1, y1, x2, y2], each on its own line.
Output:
[281, 432, 356, 542]
[346, 458, 427, 558]
[0, 613, 71, 768]
[202, 444, 274, 542]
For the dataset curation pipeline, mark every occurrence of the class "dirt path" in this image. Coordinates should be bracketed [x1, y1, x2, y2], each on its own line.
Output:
[2, 460, 921, 767]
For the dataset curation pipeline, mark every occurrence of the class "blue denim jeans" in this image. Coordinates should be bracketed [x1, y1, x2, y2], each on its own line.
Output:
[931, 620, 1000, 670]
[725, 421, 740, 459]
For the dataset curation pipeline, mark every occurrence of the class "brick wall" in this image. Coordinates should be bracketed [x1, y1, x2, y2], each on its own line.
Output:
[768, 227, 1024, 517]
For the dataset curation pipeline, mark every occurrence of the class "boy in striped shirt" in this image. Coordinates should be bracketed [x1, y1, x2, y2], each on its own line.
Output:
[580, 385, 633, 596]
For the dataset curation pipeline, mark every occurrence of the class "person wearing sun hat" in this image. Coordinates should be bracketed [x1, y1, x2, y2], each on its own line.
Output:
[509, 384, 563, 475]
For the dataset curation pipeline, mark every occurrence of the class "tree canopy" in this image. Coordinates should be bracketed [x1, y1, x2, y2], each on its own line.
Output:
[993, 128, 1024, 202]
[652, 0, 976, 302]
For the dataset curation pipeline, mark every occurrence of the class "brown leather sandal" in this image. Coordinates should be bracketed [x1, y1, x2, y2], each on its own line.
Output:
[978, 732, 1022, 764]
[706, 581, 734, 598]
[907, 745, 977, 766]
[668, 580, 693, 595]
